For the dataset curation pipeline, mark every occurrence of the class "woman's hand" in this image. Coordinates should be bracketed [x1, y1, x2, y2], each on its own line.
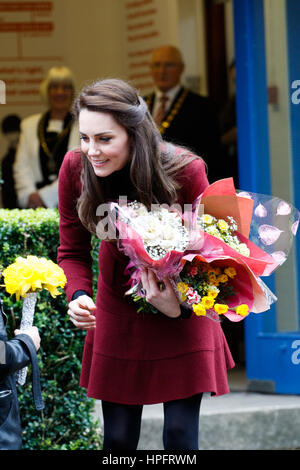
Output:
[67, 295, 96, 330]
[140, 268, 181, 318]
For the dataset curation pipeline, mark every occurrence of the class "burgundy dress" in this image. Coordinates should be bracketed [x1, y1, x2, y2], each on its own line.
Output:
[57, 149, 234, 405]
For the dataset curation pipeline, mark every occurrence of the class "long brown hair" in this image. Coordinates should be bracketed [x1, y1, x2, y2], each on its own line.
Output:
[73, 78, 203, 235]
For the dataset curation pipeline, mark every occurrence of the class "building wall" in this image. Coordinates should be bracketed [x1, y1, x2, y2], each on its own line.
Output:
[0, 0, 190, 156]
[0, 0, 211, 205]
[264, 0, 299, 331]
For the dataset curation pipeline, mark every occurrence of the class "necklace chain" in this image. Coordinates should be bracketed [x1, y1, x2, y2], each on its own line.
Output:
[38, 112, 72, 159]
[145, 88, 188, 134]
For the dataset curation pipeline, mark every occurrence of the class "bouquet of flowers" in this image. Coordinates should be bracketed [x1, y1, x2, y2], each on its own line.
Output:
[174, 252, 276, 322]
[2, 255, 66, 384]
[172, 177, 299, 321]
[2, 255, 67, 300]
[110, 200, 196, 299]
[176, 258, 251, 319]
[110, 177, 299, 321]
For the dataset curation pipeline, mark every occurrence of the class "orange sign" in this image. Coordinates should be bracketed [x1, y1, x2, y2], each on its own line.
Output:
[0, 0, 65, 106]
[0, 2, 52, 12]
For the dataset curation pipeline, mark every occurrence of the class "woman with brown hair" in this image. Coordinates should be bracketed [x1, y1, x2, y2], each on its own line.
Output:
[57, 78, 234, 450]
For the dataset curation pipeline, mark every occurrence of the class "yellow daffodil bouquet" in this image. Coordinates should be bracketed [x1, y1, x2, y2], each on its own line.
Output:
[2, 255, 66, 301]
[2, 255, 66, 384]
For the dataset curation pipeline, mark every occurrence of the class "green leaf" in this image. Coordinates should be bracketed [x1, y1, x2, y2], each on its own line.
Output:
[0, 208, 102, 450]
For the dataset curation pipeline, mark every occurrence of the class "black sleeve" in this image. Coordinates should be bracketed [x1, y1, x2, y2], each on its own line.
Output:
[72, 290, 90, 301]
[0, 337, 31, 380]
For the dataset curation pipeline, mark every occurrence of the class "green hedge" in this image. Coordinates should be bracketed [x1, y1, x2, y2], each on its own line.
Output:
[0, 208, 102, 450]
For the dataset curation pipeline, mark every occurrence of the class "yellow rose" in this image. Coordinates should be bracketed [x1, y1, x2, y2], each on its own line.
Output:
[224, 267, 237, 278]
[214, 304, 229, 315]
[207, 289, 218, 299]
[207, 267, 216, 275]
[201, 296, 215, 309]
[193, 304, 206, 316]
[208, 273, 217, 283]
[217, 274, 228, 283]
[217, 219, 229, 232]
[203, 214, 214, 224]
[236, 304, 249, 316]
[176, 282, 188, 294]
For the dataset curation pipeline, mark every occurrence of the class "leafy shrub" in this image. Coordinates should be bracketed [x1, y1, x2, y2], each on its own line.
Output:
[0, 208, 102, 450]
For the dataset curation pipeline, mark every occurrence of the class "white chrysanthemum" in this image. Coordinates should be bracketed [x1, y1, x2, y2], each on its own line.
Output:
[205, 225, 220, 237]
[135, 214, 162, 240]
[118, 201, 189, 259]
[196, 212, 250, 257]
[237, 243, 250, 257]
[135, 205, 148, 217]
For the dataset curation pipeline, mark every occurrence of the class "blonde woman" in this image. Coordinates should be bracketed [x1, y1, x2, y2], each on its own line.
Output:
[14, 66, 79, 209]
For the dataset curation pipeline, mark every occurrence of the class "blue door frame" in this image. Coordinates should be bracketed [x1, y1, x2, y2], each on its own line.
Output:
[233, 0, 300, 394]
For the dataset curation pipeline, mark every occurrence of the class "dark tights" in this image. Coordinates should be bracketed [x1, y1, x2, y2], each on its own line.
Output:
[101, 393, 203, 450]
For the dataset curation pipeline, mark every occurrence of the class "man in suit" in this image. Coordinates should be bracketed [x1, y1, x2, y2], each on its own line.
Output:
[145, 45, 223, 183]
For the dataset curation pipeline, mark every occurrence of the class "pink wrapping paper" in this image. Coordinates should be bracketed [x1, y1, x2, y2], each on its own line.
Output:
[194, 177, 299, 276]
[108, 177, 299, 321]
[180, 253, 271, 322]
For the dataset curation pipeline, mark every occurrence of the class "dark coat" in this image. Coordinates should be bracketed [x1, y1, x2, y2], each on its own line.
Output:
[144, 87, 224, 183]
[0, 304, 31, 450]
